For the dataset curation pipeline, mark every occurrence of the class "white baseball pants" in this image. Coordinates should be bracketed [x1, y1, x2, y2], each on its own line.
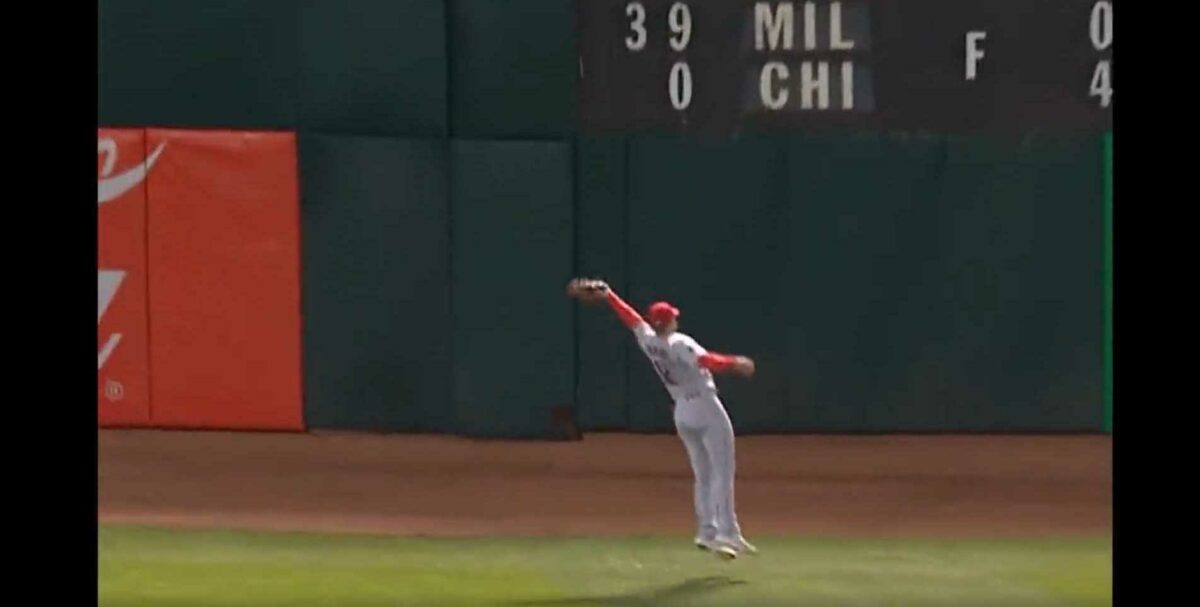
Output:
[674, 393, 742, 541]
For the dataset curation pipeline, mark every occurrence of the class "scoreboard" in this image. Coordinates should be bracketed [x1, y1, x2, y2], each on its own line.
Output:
[577, 0, 1114, 134]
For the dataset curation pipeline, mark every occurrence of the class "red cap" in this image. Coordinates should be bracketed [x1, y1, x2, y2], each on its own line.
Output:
[647, 301, 680, 324]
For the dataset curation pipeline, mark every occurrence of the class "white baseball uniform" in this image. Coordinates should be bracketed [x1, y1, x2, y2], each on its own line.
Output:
[631, 322, 743, 543]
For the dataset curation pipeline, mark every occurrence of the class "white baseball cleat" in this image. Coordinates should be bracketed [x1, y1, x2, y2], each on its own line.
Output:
[695, 538, 738, 560]
[717, 535, 759, 556]
[712, 545, 739, 560]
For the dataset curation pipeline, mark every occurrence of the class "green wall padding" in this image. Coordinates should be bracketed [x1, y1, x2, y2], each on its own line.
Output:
[784, 133, 1103, 431]
[451, 140, 575, 437]
[300, 135, 452, 432]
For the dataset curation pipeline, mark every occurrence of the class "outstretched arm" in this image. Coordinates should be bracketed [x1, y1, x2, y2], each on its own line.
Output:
[604, 289, 645, 330]
[567, 278, 647, 331]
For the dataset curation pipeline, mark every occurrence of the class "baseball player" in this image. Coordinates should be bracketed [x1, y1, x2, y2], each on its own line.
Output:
[567, 278, 757, 560]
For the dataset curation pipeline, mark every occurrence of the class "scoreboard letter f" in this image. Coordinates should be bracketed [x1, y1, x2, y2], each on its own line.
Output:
[965, 31, 987, 81]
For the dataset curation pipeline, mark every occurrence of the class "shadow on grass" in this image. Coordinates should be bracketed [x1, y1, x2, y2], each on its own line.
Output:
[509, 575, 748, 606]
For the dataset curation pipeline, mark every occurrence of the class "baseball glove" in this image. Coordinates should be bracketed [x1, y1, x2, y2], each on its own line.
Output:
[566, 278, 609, 302]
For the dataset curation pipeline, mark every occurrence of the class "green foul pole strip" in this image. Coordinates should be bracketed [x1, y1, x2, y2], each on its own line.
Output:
[1103, 132, 1113, 433]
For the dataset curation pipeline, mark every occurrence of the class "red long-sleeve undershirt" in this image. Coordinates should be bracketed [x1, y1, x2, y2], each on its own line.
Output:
[697, 353, 739, 372]
[606, 290, 645, 329]
[606, 291, 739, 373]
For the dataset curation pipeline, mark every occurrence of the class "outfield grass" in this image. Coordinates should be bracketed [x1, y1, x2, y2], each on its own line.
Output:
[99, 525, 1110, 607]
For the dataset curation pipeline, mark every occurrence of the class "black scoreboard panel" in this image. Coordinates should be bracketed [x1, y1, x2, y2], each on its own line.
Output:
[577, 0, 1113, 134]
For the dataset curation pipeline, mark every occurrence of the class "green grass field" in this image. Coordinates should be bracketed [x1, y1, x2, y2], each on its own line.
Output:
[99, 525, 1110, 607]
